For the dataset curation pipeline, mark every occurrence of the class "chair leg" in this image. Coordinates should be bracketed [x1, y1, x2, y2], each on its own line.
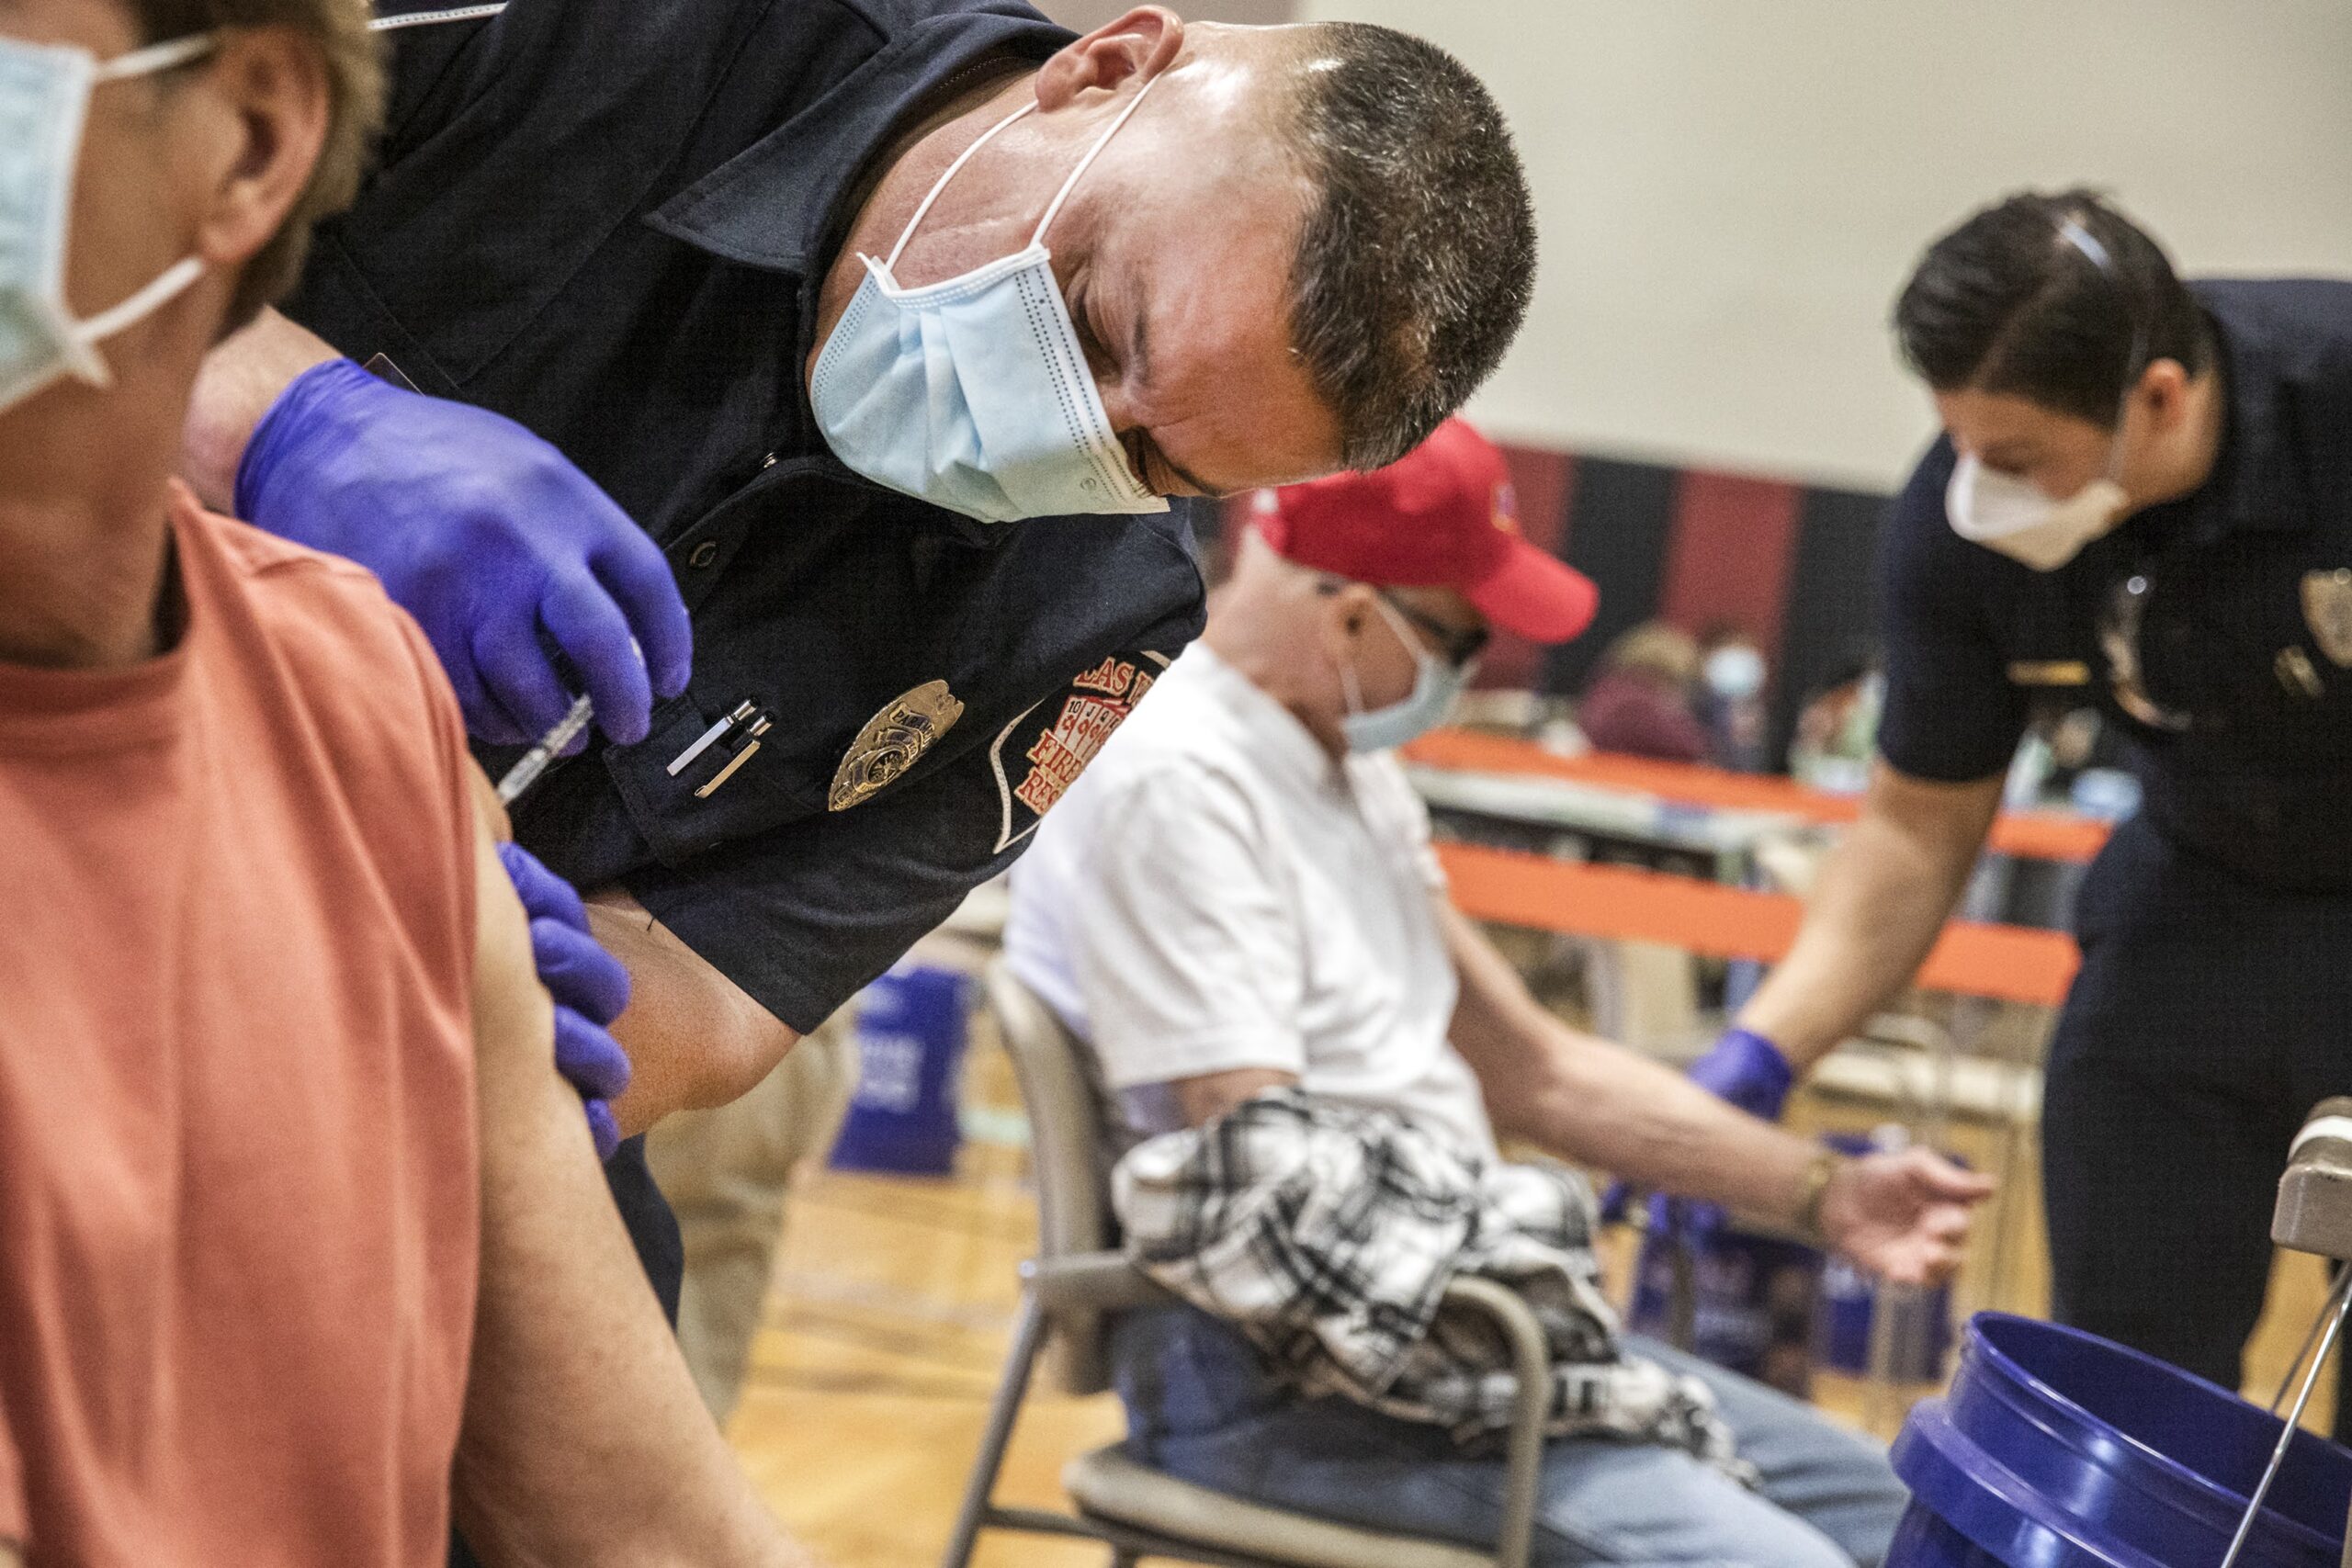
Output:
[939, 1292, 1049, 1568]
[1107, 1551, 1143, 1568]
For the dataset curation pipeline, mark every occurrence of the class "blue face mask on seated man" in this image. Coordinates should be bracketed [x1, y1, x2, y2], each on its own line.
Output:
[0, 29, 216, 414]
[811, 75, 1172, 525]
[1337, 595, 1474, 754]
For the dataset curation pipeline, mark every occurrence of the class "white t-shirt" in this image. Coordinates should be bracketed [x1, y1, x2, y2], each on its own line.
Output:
[1004, 644, 1497, 1161]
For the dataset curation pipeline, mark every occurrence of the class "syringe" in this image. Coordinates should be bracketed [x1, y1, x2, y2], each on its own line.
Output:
[495, 693, 594, 805]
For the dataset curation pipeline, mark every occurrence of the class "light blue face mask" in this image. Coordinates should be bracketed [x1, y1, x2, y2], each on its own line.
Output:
[0, 30, 215, 415]
[810, 77, 1172, 525]
[1338, 595, 1474, 754]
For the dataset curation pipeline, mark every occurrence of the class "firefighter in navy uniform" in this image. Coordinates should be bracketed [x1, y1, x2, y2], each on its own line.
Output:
[1678, 189, 2352, 1424]
[177, 0, 1536, 1402]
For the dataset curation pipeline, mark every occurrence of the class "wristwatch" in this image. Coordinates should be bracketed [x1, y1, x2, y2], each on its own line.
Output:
[1794, 1148, 1845, 1247]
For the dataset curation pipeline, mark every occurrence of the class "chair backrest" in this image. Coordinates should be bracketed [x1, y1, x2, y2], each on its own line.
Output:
[981, 959, 1121, 1396]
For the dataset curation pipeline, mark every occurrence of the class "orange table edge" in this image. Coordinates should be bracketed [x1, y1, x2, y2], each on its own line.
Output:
[1438, 840, 2080, 1010]
[1407, 729, 2111, 866]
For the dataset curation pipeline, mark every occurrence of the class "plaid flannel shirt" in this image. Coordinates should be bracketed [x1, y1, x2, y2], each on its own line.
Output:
[1114, 1088, 1750, 1477]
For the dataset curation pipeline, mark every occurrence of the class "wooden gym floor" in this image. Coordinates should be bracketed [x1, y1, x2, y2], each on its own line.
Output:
[723, 1047, 2341, 1568]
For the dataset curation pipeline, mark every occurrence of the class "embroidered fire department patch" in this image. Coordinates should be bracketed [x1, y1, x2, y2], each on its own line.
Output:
[990, 651, 1170, 852]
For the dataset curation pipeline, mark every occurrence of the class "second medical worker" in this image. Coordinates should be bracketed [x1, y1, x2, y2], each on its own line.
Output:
[1684, 189, 2352, 1421]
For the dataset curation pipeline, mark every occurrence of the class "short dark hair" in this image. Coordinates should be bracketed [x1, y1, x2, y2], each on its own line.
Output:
[125, 0, 383, 331]
[1283, 23, 1536, 470]
[1893, 188, 2211, 428]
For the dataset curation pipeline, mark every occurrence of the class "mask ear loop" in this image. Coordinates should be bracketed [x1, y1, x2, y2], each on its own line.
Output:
[1029, 73, 1162, 248]
[1332, 626, 1370, 719]
[93, 31, 217, 82]
[71, 256, 204, 367]
[884, 70, 1163, 270]
[1369, 592, 1445, 681]
[50, 34, 219, 384]
[883, 97, 1040, 272]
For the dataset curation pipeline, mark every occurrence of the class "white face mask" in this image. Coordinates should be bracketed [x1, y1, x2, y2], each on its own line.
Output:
[0, 30, 214, 415]
[1945, 353, 2141, 573]
[1945, 454, 2130, 571]
[810, 78, 1170, 525]
[1702, 643, 1765, 701]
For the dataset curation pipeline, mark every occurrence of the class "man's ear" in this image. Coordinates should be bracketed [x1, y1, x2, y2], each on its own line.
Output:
[184, 28, 329, 275]
[1035, 6, 1185, 113]
[1321, 580, 1375, 642]
[2137, 357, 2192, 433]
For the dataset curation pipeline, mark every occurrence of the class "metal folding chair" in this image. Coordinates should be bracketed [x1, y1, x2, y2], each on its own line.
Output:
[940, 961, 1550, 1568]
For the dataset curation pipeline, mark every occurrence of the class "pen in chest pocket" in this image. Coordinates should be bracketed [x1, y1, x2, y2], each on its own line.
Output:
[667, 700, 773, 797]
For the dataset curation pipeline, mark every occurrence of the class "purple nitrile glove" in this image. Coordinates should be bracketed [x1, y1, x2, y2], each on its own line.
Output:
[496, 842, 632, 1160]
[237, 357, 691, 749]
[1687, 1026, 1795, 1121]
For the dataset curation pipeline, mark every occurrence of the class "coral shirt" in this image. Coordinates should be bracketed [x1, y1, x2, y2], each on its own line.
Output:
[0, 485, 479, 1565]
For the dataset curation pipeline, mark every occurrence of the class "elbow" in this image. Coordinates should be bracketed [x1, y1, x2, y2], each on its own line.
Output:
[1476, 1026, 1607, 1149]
[1476, 1055, 1563, 1147]
[689, 1003, 803, 1112]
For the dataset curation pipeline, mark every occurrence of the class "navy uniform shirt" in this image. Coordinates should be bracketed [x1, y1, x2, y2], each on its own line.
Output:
[288, 0, 1209, 1033]
[1876, 279, 2352, 902]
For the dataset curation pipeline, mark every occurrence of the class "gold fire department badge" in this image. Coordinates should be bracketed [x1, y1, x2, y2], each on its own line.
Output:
[828, 680, 965, 812]
[2303, 569, 2352, 668]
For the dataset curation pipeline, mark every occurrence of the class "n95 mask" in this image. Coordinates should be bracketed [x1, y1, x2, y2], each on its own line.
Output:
[811, 77, 1171, 525]
[0, 30, 215, 415]
[1946, 456, 2129, 572]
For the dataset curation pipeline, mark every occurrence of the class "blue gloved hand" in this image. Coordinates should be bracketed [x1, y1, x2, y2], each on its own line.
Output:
[1686, 1026, 1795, 1122]
[496, 841, 632, 1160]
[237, 357, 692, 749]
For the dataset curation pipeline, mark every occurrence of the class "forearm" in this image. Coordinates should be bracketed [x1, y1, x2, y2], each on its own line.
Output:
[1486, 1010, 1815, 1222]
[461, 813, 815, 1568]
[1736, 761, 2000, 1069]
[1523, 1031, 1821, 1224]
[585, 891, 800, 1134]
[180, 308, 340, 511]
[1443, 906, 1816, 1225]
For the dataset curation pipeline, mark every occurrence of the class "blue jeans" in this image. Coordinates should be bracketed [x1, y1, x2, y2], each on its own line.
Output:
[1112, 1307, 1907, 1567]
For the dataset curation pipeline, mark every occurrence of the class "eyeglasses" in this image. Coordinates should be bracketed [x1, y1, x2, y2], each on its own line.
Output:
[1379, 591, 1490, 669]
[1315, 581, 1490, 668]
[2097, 570, 2191, 732]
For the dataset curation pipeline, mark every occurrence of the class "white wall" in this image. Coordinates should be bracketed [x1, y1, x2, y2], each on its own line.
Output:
[1298, 0, 2352, 491]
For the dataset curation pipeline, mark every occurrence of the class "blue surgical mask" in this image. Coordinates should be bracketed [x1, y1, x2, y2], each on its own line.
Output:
[0, 30, 214, 415]
[810, 78, 1171, 525]
[1338, 595, 1473, 753]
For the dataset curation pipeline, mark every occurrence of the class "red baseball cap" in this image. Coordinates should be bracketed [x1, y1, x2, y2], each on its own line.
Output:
[1252, 418, 1599, 645]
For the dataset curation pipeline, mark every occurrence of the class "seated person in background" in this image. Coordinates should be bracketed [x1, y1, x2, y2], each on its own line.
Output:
[0, 1, 813, 1561]
[1575, 619, 1712, 761]
[1005, 420, 1991, 1568]
[1696, 622, 1771, 773]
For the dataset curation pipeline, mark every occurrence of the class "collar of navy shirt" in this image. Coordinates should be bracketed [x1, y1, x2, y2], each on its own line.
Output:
[2166, 284, 2308, 547]
[643, 10, 1073, 398]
